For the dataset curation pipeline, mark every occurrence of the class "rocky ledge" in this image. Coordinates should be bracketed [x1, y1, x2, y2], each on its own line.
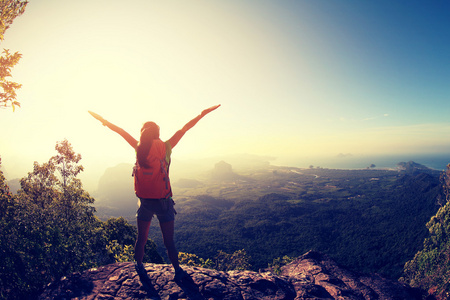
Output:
[39, 251, 422, 300]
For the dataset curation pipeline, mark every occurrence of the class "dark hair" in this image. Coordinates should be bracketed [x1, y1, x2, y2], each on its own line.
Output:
[136, 122, 160, 169]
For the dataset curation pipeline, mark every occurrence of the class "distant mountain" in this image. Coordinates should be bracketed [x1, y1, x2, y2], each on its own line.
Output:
[397, 160, 439, 175]
[6, 178, 20, 194]
[94, 163, 136, 219]
[94, 160, 243, 218]
[209, 160, 240, 182]
[171, 153, 273, 179]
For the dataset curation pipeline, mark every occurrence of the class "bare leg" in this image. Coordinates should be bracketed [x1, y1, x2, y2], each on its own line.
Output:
[135, 218, 151, 265]
[159, 220, 180, 270]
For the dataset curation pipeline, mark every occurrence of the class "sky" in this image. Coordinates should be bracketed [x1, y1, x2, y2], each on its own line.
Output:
[1, 0, 450, 189]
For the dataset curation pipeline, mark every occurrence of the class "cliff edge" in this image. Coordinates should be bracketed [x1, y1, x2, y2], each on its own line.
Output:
[39, 251, 421, 300]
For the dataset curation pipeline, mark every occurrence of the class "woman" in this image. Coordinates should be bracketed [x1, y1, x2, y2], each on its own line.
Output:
[89, 104, 220, 281]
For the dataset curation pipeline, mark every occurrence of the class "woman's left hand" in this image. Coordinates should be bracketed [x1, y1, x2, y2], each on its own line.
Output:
[201, 104, 221, 117]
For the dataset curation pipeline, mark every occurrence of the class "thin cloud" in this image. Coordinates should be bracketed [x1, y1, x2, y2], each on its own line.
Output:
[361, 113, 390, 121]
[339, 113, 390, 122]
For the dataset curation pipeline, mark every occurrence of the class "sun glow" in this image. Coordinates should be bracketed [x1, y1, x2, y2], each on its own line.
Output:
[1, 1, 449, 189]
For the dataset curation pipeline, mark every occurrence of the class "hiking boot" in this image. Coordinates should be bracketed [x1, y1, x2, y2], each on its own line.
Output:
[174, 267, 188, 281]
[135, 263, 151, 282]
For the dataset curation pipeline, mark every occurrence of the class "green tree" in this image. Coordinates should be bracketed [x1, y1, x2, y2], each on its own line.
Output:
[178, 252, 213, 269]
[106, 240, 135, 263]
[0, 0, 27, 39]
[1, 140, 103, 298]
[213, 249, 252, 272]
[178, 250, 251, 271]
[0, 49, 22, 110]
[51, 139, 84, 188]
[0, 158, 27, 299]
[269, 255, 296, 275]
[0, 142, 165, 299]
[401, 164, 450, 299]
[0, 0, 27, 110]
[99, 217, 163, 265]
[11, 140, 99, 297]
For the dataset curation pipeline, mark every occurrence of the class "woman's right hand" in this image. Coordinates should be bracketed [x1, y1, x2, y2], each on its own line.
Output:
[88, 111, 108, 125]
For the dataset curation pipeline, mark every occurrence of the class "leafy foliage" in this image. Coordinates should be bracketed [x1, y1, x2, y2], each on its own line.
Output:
[106, 241, 135, 263]
[0, 158, 24, 299]
[178, 249, 251, 271]
[213, 249, 251, 272]
[0, 141, 100, 298]
[178, 252, 213, 269]
[0, 141, 162, 299]
[0, 0, 27, 110]
[99, 217, 163, 265]
[0, 0, 28, 40]
[0, 49, 22, 110]
[269, 255, 296, 275]
[401, 165, 450, 299]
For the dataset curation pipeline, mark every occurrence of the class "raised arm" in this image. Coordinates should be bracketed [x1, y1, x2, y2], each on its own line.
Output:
[168, 104, 221, 148]
[88, 111, 138, 149]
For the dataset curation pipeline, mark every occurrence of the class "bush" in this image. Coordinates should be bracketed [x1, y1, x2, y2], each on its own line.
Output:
[401, 165, 450, 299]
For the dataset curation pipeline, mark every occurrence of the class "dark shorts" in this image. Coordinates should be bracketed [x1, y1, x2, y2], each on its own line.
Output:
[136, 197, 176, 223]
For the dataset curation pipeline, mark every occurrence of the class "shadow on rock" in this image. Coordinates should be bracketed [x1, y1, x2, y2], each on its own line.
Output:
[137, 272, 162, 300]
[38, 272, 94, 299]
[175, 271, 205, 300]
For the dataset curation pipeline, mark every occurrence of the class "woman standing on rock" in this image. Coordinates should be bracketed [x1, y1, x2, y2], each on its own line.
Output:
[89, 105, 220, 281]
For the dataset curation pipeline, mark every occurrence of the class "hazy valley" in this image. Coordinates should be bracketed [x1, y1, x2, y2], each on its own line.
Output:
[89, 157, 443, 280]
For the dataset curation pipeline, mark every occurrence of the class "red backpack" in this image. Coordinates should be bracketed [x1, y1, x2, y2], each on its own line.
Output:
[133, 139, 172, 199]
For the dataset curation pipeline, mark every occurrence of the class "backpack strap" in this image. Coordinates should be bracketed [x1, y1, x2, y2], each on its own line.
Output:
[159, 157, 171, 198]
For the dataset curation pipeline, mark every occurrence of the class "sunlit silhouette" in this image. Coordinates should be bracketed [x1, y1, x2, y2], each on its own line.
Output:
[89, 104, 220, 282]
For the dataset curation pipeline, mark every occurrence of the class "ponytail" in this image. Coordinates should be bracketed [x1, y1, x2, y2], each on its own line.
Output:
[136, 122, 160, 169]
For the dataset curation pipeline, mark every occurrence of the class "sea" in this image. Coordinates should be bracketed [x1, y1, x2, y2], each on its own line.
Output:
[278, 153, 450, 171]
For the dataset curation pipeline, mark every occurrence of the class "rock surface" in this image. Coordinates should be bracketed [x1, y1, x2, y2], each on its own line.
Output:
[39, 251, 421, 300]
